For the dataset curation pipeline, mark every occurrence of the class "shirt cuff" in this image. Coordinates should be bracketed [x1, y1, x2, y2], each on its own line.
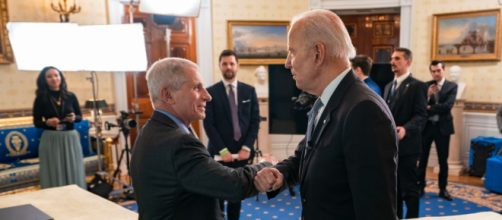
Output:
[219, 148, 230, 156]
[241, 146, 251, 152]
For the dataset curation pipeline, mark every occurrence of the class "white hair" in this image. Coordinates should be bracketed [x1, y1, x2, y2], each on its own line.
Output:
[290, 9, 356, 60]
[146, 57, 198, 102]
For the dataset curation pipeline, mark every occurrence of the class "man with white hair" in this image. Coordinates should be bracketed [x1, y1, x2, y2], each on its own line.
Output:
[130, 57, 274, 220]
[254, 9, 398, 219]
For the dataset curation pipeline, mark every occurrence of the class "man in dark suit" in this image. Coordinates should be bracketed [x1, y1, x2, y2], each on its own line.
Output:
[131, 57, 274, 220]
[418, 60, 458, 201]
[203, 49, 260, 220]
[254, 9, 398, 220]
[383, 48, 427, 219]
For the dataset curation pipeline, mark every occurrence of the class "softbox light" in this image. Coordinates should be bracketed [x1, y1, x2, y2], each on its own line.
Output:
[139, 0, 201, 17]
[7, 22, 148, 72]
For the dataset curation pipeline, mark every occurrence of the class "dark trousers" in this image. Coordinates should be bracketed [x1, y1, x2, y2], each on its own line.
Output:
[219, 200, 241, 220]
[219, 160, 249, 220]
[397, 154, 420, 219]
[418, 122, 451, 190]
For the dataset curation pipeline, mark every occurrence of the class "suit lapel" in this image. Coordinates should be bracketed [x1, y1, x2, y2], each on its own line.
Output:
[389, 76, 413, 110]
[300, 71, 356, 183]
[216, 82, 233, 123]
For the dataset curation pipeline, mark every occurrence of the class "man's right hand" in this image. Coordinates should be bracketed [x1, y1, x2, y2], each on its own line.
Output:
[221, 153, 233, 162]
[254, 168, 284, 192]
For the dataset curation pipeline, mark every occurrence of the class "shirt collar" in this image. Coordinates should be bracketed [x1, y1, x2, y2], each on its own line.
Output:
[318, 67, 352, 106]
[394, 72, 411, 87]
[223, 79, 238, 89]
[155, 109, 190, 134]
[437, 77, 445, 87]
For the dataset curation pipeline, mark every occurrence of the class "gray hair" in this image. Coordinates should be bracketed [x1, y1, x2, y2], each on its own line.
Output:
[146, 57, 198, 102]
[291, 9, 356, 60]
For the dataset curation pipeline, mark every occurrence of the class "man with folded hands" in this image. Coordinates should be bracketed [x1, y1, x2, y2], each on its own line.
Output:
[203, 49, 261, 220]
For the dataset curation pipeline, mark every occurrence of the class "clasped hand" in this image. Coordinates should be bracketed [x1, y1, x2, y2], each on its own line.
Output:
[254, 168, 284, 192]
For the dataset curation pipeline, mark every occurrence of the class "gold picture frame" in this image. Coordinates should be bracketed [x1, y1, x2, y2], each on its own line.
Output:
[0, 0, 13, 64]
[432, 9, 501, 61]
[227, 20, 289, 65]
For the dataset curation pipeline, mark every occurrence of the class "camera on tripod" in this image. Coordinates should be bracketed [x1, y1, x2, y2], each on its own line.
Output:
[104, 111, 137, 132]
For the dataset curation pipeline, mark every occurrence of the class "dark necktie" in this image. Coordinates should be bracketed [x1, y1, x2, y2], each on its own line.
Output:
[228, 84, 241, 141]
[388, 80, 397, 102]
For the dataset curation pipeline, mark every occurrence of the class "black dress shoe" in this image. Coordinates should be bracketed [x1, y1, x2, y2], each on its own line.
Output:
[438, 190, 453, 201]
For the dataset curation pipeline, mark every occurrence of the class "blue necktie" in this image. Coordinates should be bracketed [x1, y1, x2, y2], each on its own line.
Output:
[306, 98, 323, 144]
[228, 84, 241, 141]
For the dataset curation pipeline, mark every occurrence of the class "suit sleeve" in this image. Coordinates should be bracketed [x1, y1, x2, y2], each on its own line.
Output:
[203, 90, 226, 155]
[403, 82, 427, 136]
[428, 83, 457, 115]
[242, 87, 260, 148]
[267, 139, 304, 198]
[174, 135, 271, 202]
[344, 100, 398, 220]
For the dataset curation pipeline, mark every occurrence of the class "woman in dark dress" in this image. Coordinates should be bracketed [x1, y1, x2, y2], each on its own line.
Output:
[32, 66, 86, 189]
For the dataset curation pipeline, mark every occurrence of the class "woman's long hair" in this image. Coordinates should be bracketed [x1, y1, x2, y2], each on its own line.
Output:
[35, 66, 69, 99]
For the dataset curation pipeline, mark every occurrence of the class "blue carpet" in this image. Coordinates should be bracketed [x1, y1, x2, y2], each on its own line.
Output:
[122, 182, 501, 219]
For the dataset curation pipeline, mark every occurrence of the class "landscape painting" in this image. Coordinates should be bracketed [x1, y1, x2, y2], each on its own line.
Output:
[432, 9, 500, 61]
[227, 21, 289, 64]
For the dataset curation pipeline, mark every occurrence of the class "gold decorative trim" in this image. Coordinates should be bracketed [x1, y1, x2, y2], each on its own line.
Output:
[0, 0, 14, 64]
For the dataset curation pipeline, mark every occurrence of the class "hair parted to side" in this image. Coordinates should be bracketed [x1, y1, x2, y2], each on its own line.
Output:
[394, 47, 413, 61]
[219, 49, 239, 63]
[146, 57, 198, 102]
[350, 55, 373, 76]
[290, 9, 356, 60]
[430, 60, 445, 70]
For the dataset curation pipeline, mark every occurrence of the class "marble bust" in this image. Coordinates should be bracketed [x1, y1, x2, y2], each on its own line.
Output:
[254, 65, 268, 98]
[449, 65, 465, 100]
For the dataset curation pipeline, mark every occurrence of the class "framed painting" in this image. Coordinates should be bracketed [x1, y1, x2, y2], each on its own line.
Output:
[227, 20, 289, 65]
[0, 0, 14, 64]
[373, 21, 394, 37]
[432, 9, 501, 61]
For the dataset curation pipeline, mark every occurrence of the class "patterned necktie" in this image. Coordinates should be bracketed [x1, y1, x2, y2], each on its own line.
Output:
[228, 84, 241, 141]
[306, 98, 323, 145]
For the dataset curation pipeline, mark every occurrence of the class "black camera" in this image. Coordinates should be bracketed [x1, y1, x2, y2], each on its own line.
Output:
[292, 91, 317, 111]
[105, 111, 137, 131]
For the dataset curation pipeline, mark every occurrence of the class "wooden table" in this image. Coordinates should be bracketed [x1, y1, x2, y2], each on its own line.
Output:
[0, 185, 137, 220]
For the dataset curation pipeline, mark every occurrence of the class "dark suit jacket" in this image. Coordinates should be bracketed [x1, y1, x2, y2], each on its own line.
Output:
[425, 79, 457, 135]
[204, 81, 260, 157]
[383, 75, 428, 156]
[131, 111, 269, 220]
[271, 72, 398, 220]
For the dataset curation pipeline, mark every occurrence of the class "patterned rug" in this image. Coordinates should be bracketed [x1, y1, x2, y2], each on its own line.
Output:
[121, 180, 502, 219]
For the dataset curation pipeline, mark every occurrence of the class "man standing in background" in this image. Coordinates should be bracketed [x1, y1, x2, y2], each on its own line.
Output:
[351, 54, 382, 96]
[418, 60, 457, 201]
[383, 48, 427, 219]
[203, 49, 260, 220]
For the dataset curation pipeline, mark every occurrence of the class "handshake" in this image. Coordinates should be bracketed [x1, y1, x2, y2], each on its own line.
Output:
[253, 167, 284, 193]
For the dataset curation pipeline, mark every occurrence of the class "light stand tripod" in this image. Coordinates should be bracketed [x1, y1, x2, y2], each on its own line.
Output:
[106, 114, 137, 200]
